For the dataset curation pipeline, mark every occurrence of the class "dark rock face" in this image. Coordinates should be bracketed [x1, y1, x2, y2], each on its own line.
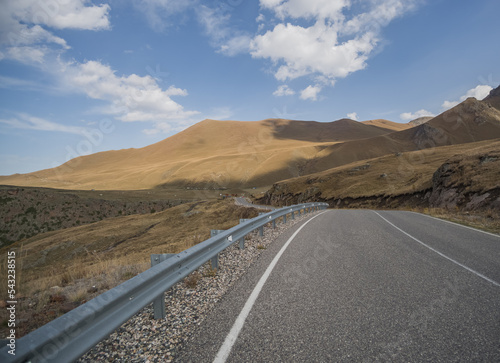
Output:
[428, 151, 500, 211]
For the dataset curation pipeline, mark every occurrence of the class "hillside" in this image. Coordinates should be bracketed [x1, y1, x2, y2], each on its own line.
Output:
[257, 139, 500, 213]
[0, 199, 260, 337]
[305, 97, 500, 174]
[361, 119, 412, 131]
[0, 186, 202, 248]
[0, 118, 403, 190]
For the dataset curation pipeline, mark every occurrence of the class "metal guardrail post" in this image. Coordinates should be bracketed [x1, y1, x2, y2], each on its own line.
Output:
[272, 219, 276, 229]
[210, 230, 224, 269]
[150, 254, 175, 319]
[239, 219, 250, 249]
[283, 214, 287, 223]
[258, 213, 265, 236]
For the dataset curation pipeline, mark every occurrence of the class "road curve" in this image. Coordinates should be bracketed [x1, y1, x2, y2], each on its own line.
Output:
[234, 197, 276, 210]
[177, 210, 500, 362]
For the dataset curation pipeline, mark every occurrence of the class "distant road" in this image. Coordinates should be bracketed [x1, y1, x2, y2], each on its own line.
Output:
[178, 210, 500, 362]
[234, 197, 276, 210]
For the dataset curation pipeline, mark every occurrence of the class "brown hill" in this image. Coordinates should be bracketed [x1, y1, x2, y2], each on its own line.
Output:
[305, 97, 500, 174]
[0, 118, 396, 190]
[1, 95, 499, 191]
[361, 119, 411, 131]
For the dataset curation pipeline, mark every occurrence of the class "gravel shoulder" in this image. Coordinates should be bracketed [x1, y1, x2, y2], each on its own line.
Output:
[79, 210, 320, 362]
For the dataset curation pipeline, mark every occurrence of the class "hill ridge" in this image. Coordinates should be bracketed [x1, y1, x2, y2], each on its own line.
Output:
[1, 94, 500, 190]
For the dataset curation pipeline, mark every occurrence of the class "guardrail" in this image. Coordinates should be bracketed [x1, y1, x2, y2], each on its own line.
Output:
[1, 202, 328, 363]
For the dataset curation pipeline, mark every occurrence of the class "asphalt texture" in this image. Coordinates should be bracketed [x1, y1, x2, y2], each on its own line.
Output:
[177, 210, 500, 362]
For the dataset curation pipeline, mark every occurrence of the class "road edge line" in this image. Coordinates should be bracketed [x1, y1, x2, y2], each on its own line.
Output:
[213, 210, 330, 363]
[410, 211, 500, 238]
[373, 211, 500, 288]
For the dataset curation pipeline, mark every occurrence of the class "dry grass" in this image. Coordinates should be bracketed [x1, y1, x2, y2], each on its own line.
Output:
[0, 199, 259, 337]
[263, 139, 500, 203]
[414, 207, 500, 234]
[184, 272, 202, 289]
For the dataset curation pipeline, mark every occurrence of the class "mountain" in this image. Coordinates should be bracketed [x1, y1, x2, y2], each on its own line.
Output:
[305, 96, 500, 174]
[0, 118, 398, 190]
[257, 92, 500, 212]
[2, 90, 499, 191]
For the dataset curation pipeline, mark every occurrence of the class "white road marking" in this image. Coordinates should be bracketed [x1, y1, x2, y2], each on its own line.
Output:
[373, 211, 500, 288]
[411, 211, 500, 238]
[213, 210, 330, 363]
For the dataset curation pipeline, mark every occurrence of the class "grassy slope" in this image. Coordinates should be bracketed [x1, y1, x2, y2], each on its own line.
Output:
[258, 139, 500, 203]
[0, 199, 260, 337]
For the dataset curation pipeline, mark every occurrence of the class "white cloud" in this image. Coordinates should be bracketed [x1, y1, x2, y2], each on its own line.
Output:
[0, 113, 86, 134]
[65, 60, 200, 127]
[260, 0, 348, 21]
[0, 0, 109, 64]
[347, 112, 358, 121]
[441, 85, 493, 110]
[273, 84, 295, 96]
[400, 109, 435, 121]
[9, 0, 110, 30]
[300, 84, 322, 101]
[252, 0, 419, 88]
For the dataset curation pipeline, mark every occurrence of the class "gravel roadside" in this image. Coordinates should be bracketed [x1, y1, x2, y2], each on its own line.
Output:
[79, 210, 320, 362]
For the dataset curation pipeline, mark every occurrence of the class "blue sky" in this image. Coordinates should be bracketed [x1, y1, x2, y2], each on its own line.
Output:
[0, 0, 499, 176]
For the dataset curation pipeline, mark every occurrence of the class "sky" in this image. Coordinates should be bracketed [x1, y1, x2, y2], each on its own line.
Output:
[0, 0, 499, 176]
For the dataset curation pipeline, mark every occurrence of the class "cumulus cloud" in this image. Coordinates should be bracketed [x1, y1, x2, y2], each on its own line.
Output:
[273, 84, 295, 97]
[65, 60, 200, 125]
[441, 85, 493, 110]
[400, 109, 435, 121]
[251, 0, 419, 98]
[260, 0, 348, 21]
[14, 0, 110, 30]
[300, 84, 322, 101]
[1, 2, 200, 135]
[0, 0, 109, 64]
[347, 112, 358, 121]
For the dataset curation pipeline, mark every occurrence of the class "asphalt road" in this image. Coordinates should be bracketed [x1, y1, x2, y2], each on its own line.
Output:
[177, 210, 500, 362]
[234, 197, 276, 210]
